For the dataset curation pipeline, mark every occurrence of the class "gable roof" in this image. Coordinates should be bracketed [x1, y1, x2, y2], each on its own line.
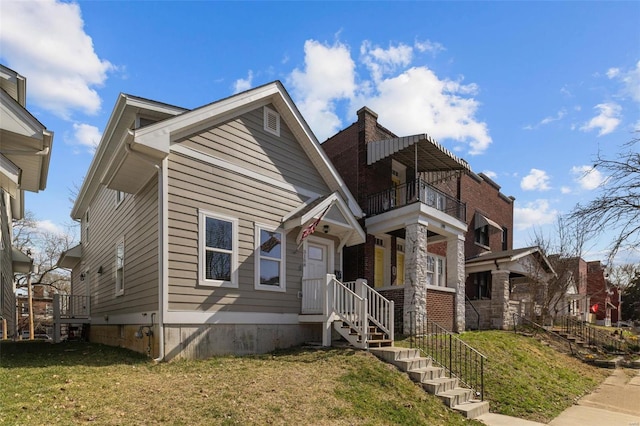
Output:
[466, 246, 556, 276]
[73, 81, 363, 220]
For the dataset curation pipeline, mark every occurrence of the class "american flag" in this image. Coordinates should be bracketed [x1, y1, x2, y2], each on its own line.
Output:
[299, 204, 331, 243]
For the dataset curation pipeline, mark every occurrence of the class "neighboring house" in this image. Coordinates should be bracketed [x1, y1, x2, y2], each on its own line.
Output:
[0, 64, 53, 339]
[587, 261, 617, 326]
[323, 107, 555, 332]
[57, 82, 377, 360]
[322, 107, 471, 333]
[546, 256, 590, 322]
[16, 284, 55, 336]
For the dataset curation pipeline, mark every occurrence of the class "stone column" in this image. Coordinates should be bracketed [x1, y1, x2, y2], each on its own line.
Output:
[403, 222, 429, 334]
[446, 234, 466, 332]
[491, 270, 511, 329]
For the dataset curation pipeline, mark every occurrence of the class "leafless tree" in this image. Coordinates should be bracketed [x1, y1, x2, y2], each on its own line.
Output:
[12, 211, 77, 294]
[569, 134, 640, 263]
[527, 216, 587, 323]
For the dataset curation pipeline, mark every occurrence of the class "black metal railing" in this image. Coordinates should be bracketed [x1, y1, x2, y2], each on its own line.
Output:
[366, 179, 466, 221]
[465, 294, 481, 330]
[513, 313, 574, 355]
[409, 311, 485, 401]
[562, 316, 627, 353]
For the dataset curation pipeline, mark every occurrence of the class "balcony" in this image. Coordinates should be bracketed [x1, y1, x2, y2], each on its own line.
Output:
[366, 179, 466, 222]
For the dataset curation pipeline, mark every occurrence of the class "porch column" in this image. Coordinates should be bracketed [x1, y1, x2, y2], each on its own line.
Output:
[403, 222, 429, 334]
[491, 270, 511, 329]
[446, 234, 466, 332]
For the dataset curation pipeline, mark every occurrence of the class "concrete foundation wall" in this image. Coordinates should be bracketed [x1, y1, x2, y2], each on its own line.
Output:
[90, 324, 159, 358]
[163, 323, 322, 360]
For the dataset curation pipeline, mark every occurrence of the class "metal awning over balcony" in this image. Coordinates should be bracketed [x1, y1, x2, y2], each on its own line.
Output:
[367, 133, 470, 173]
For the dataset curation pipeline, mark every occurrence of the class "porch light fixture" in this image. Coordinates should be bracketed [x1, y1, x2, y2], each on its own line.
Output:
[323, 225, 330, 234]
[97, 266, 103, 275]
[80, 273, 86, 281]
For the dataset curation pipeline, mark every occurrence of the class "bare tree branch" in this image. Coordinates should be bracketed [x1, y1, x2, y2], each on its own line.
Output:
[569, 133, 640, 263]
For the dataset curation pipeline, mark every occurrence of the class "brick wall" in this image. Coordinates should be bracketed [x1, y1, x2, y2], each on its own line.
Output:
[426, 289, 455, 331]
[459, 172, 514, 258]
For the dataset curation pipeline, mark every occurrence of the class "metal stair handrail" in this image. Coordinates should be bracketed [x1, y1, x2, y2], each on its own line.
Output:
[512, 312, 574, 355]
[562, 316, 627, 353]
[409, 311, 486, 401]
[464, 294, 480, 330]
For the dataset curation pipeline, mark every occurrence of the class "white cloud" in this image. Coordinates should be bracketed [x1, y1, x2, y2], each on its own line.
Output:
[361, 41, 413, 82]
[571, 165, 605, 190]
[482, 170, 497, 180]
[606, 67, 620, 78]
[560, 186, 571, 194]
[288, 40, 356, 141]
[514, 199, 558, 231]
[520, 169, 551, 191]
[354, 67, 491, 154]
[525, 109, 567, 130]
[414, 39, 445, 55]
[72, 123, 102, 153]
[540, 109, 566, 125]
[580, 103, 622, 136]
[233, 71, 253, 94]
[36, 220, 65, 236]
[288, 38, 492, 153]
[607, 60, 640, 102]
[0, 0, 114, 119]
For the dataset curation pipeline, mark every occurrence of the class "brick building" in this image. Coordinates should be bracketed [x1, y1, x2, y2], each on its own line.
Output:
[323, 107, 470, 332]
[587, 261, 618, 326]
[323, 107, 555, 332]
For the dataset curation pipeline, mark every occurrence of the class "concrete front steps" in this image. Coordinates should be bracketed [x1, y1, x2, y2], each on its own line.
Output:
[370, 347, 489, 419]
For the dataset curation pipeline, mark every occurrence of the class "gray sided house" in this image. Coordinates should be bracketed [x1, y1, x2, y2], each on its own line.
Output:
[57, 82, 375, 360]
[1, 64, 53, 339]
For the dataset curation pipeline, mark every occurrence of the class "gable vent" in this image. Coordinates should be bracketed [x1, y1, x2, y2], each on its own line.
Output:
[264, 106, 280, 136]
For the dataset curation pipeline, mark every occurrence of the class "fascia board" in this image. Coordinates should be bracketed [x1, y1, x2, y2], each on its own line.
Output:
[134, 84, 282, 152]
[71, 94, 130, 219]
[0, 90, 46, 138]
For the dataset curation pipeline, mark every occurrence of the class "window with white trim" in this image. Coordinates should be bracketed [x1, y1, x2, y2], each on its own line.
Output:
[264, 106, 280, 136]
[255, 225, 285, 291]
[115, 238, 124, 296]
[199, 210, 238, 287]
[426, 254, 446, 287]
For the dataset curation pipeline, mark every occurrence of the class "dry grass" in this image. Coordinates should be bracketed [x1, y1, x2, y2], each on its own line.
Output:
[1, 341, 479, 425]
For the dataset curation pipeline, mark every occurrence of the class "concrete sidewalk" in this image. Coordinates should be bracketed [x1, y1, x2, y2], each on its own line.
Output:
[477, 368, 640, 426]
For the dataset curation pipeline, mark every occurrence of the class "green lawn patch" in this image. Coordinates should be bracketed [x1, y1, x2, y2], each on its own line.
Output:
[459, 330, 609, 423]
[1, 341, 480, 425]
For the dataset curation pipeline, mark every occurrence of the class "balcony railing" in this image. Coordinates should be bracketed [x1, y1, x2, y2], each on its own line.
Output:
[366, 179, 466, 221]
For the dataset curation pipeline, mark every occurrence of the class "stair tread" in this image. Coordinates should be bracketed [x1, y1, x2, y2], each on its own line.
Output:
[439, 387, 473, 396]
[409, 366, 441, 372]
[424, 377, 455, 384]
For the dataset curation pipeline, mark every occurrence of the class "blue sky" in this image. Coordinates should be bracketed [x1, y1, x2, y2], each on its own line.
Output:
[1, 1, 639, 263]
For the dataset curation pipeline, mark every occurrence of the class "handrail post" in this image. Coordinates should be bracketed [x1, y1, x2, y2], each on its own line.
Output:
[53, 294, 61, 343]
[389, 300, 395, 342]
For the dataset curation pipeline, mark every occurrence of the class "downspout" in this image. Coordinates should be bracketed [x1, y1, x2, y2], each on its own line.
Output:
[153, 158, 165, 362]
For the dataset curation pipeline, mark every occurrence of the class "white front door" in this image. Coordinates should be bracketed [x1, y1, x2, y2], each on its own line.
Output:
[304, 237, 334, 279]
[305, 242, 327, 279]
